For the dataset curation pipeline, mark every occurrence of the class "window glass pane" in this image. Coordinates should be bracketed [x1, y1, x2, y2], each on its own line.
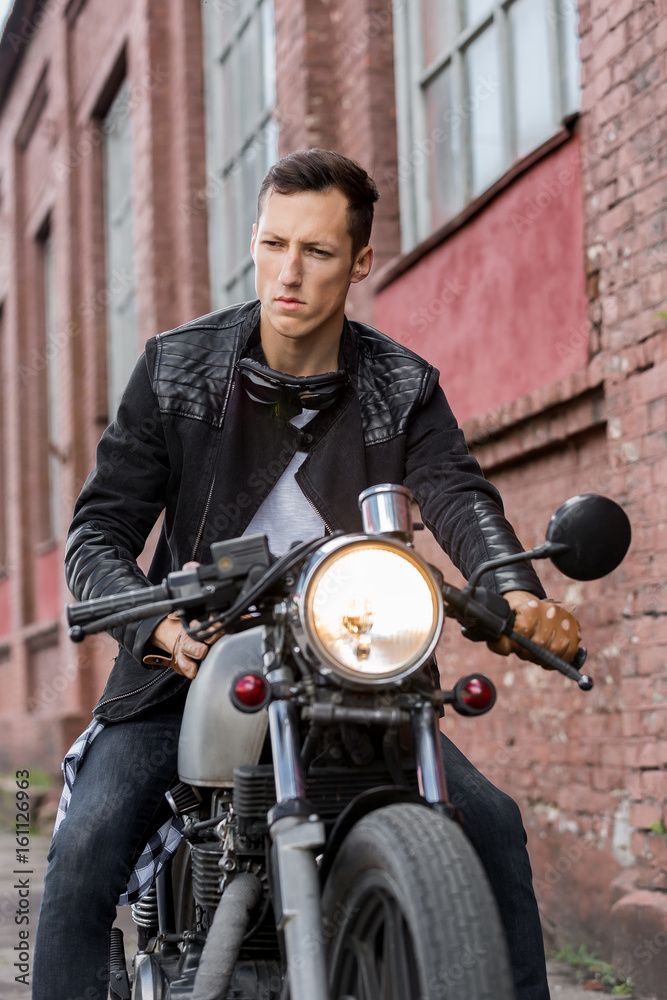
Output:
[43, 233, 60, 539]
[466, 24, 504, 196]
[215, 0, 246, 41]
[511, 0, 554, 158]
[422, 0, 457, 66]
[425, 67, 464, 227]
[560, 0, 582, 115]
[204, 0, 277, 308]
[261, 0, 277, 108]
[464, 0, 495, 28]
[221, 46, 241, 161]
[239, 13, 263, 134]
[225, 167, 245, 281]
[240, 142, 262, 254]
[103, 81, 137, 419]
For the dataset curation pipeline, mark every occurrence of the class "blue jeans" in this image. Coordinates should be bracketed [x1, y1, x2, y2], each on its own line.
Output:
[438, 733, 550, 1000]
[32, 702, 183, 1000]
[33, 713, 548, 1000]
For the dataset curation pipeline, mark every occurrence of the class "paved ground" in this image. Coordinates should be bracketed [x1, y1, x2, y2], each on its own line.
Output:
[0, 827, 602, 998]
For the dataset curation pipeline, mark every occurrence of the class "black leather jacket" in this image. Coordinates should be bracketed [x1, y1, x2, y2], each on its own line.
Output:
[65, 300, 545, 721]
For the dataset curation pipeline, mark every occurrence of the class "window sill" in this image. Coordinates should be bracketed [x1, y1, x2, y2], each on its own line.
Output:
[372, 117, 579, 294]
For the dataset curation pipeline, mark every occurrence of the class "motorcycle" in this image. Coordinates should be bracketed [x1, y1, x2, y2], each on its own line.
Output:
[66, 484, 631, 1000]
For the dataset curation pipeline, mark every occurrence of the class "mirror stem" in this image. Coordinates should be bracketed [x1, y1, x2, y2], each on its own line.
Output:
[464, 541, 570, 592]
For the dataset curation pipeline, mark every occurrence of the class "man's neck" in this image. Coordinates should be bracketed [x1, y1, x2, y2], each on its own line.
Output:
[259, 318, 344, 376]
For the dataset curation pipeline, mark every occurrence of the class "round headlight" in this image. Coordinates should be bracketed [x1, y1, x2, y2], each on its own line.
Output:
[294, 536, 443, 685]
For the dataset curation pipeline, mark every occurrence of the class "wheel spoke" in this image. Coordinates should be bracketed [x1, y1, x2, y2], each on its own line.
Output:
[330, 884, 419, 1000]
[350, 911, 382, 998]
[383, 897, 414, 1000]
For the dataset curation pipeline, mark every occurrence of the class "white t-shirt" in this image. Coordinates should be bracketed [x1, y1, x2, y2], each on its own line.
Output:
[242, 409, 325, 556]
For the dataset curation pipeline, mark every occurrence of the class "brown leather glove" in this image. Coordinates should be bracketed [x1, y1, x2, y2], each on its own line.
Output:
[143, 612, 224, 679]
[488, 593, 581, 665]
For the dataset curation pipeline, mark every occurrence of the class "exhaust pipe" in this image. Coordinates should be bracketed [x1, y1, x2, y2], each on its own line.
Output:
[191, 872, 263, 1000]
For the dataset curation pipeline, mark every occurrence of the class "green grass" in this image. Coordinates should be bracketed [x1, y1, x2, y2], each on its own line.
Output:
[0, 768, 53, 789]
[554, 944, 634, 995]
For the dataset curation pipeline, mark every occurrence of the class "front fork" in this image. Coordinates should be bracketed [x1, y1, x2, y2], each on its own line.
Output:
[267, 692, 452, 1000]
[267, 688, 330, 1000]
[410, 702, 451, 811]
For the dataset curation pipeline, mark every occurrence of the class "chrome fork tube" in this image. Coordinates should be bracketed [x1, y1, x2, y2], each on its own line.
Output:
[268, 699, 306, 802]
[267, 692, 329, 1000]
[411, 703, 449, 804]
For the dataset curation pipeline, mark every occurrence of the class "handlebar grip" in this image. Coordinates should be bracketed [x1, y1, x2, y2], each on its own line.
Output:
[508, 630, 593, 690]
[66, 582, 169, 628]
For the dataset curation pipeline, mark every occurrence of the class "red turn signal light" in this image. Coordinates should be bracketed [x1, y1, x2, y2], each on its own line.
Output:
[231, 673, 271, 712]
[445, 674, 497, 717]
[461, 676, 495, 710]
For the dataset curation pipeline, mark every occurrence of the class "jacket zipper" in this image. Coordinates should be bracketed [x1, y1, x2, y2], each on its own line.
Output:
[96, 668, 171, 709]
[297, 470, 333, 535]
[191, 473, 216, 561]
[190, 380, 239, 560]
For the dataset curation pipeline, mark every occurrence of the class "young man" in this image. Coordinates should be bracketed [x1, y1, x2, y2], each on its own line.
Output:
[34, 149, 578, 999]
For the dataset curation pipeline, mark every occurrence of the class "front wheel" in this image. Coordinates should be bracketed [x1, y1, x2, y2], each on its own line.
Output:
[321, 804, 514, 1000]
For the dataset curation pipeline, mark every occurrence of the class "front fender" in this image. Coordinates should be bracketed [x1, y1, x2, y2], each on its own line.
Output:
[318, 786, 426, 886]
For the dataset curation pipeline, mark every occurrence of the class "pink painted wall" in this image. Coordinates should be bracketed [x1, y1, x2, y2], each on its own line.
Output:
[374, 137, 589, 424]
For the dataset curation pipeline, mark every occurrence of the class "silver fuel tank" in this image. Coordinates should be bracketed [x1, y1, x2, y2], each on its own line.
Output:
[178, 625, 269, 787]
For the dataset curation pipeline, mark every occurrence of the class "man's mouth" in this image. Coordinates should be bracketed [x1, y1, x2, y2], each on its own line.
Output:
[275, 296, 305, 310]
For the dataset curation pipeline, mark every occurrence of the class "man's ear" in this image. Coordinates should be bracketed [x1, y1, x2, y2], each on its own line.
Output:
[250, 223, 258, 259]
[350, 245, 373, 284]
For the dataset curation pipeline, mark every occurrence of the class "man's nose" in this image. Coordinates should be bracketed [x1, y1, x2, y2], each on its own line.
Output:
[279, 248, 302, 286]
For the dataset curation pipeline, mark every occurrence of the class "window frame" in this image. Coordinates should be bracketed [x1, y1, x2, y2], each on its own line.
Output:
[393, 0, 581, 252]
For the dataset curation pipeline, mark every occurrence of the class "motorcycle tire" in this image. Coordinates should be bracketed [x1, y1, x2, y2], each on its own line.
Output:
[321, 803, 515, 1000]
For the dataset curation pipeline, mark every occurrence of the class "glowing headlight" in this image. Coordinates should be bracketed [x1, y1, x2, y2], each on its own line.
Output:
[294, 537, 443, 685]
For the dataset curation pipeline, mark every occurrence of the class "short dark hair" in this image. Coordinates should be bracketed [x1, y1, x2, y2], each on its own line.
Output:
[257, 148, 379, 260]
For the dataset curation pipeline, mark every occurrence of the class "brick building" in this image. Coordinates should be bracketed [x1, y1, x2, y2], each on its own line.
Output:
[0, 0, 665, 989]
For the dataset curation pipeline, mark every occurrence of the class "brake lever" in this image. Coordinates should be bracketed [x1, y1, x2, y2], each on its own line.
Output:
[507, 629, 593, 690]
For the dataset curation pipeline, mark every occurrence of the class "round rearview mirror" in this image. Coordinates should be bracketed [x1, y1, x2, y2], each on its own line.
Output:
[546, 494, 631, 581]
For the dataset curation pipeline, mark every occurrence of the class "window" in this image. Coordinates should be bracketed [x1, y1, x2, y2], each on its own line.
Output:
[102, 80, 137, 419]
[393, 0, 582, 250]
[202, 0, 278, 308]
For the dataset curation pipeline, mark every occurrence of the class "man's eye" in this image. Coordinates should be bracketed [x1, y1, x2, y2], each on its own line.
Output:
[311, 248, 330, 257]
[263, 241, 283, 248]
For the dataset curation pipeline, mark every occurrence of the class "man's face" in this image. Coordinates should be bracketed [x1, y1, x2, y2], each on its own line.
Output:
[251, 187, 372, 355]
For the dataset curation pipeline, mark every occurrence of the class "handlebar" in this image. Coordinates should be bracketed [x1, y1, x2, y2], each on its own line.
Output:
[507, 631, 593, 689]
[65, 535, 594, 691]
[440, 583, 593, 690]
[66, 582, 170, 629]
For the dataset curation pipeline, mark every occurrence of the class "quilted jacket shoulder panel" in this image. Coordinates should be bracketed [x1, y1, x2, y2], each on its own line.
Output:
[151, 302, 256, 427]
[350, 321, 437, 445]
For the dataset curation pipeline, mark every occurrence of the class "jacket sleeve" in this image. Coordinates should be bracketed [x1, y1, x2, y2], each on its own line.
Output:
[64, 341, 172, 661]
[403, 371, 546, 597]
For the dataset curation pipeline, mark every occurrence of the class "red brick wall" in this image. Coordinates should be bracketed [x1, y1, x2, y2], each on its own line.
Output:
[406, 0, 667, 978]
[1, 1, 666, 982]
[576, 0, 667, 986]
[0, 0, 210, 771]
